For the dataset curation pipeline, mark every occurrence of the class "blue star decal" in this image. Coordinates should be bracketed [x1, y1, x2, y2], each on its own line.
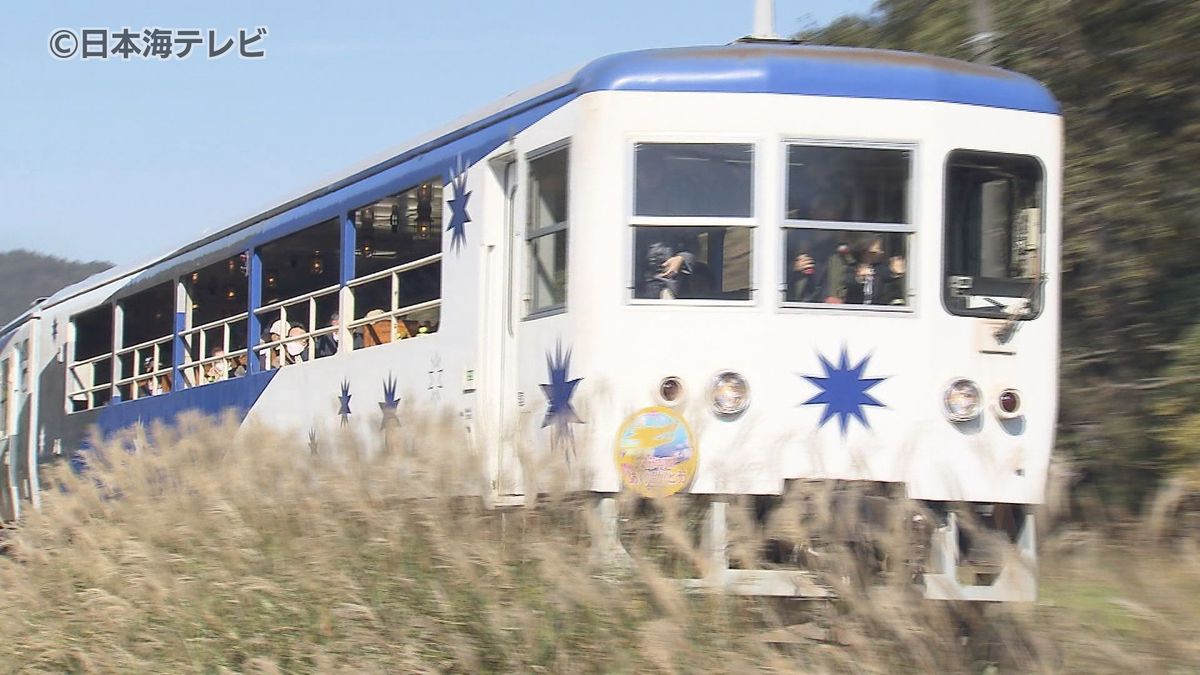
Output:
[379, 373, 400, 430]
[799, 346, 886, 436]
[446, 159, 471, 254]
[337, 379, 352, 427]
[540, 341, 583, 459]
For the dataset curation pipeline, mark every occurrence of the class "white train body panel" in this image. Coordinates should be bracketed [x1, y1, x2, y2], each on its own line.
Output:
[512, 90, 1062, 503]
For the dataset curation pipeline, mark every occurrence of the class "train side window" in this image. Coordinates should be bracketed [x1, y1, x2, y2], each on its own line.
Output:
[527, 146, 569, 316]
[943, 150, 1044, 319]
[782, 144, 912, 308]
[182, 254, 249, 387]
[635, 143, 753, 217]
[632, 143, 755, 301]
[67, 305, 114, 412]
[255, 219, 341, 367]
[116, 283, 175, 401]
[348, 179, 443, 349]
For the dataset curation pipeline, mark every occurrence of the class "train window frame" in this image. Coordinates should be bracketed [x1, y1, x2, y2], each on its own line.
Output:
[114, 282, 176, 402]
[181, 253, 250, 389]
[779, 140, 916, 313]
[346, 178, 444, 351]
[525, 142, 570, 320]
[627, 139, 758, 305]
[254, 218, 343, 368]
[66, 304, 115, 413]
[942, 149, 1046, 321]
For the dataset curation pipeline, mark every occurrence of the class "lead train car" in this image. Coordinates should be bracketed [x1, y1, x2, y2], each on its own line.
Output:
[0, 43, 1061, 601]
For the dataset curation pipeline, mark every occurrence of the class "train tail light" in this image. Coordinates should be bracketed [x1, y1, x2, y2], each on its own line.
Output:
[658, 376, 683, 405]
[996, 388, 1022, 419]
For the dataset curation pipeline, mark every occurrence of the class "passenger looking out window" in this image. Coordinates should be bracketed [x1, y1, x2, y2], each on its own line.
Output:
[261, 320, 309, 369]
[783, 144, 912, 307]
[785, 230, 907, 306]
[632, 142, 755, 302]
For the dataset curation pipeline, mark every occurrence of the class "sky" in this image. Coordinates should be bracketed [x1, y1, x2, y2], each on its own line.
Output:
[0, 1, 874, 266]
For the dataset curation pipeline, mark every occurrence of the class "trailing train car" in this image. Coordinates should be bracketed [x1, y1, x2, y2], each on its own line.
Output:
[0, 39, 1061, 601]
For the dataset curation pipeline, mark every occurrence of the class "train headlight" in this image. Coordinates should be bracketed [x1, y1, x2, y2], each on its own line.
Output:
[943, 379, 982, 422]
[710, 371, 750, 417]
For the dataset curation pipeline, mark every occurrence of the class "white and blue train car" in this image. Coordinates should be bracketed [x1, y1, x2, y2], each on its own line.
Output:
[0, 42, 1060, 601]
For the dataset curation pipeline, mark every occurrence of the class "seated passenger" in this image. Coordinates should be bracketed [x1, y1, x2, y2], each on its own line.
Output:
[315, 313, 340, 358]
[137, 357, 171, 397]
[789, 231, 838, 303]
[361, 309, 393, 347]
[883, 253, 907, 305]
[824, 241, 857, 304]
[262, 319, 288, 369]
[639, 238, 695, 300]
[847, 237, 905, 305]
[284, 324, 310, 364]
[204, 347, 230, 383]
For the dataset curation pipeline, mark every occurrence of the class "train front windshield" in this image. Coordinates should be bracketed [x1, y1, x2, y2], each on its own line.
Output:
[944, 151, 1045, 319]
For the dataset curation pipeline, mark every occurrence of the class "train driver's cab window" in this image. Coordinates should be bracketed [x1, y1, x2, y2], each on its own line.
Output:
[944, 150, 1044, 319]
[349, 179, 442, 349]
[632, 143, 754, 301]
[527, 146, 568, 316]
[782, 145, 912, 307]
[115, 283, 175, 401]
[67, 305, 113, 412]
[182, 254, 249, 386]
[255, 220, 341, 369]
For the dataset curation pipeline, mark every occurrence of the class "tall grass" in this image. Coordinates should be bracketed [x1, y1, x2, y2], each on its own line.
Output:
[0, 413, 1196, 673]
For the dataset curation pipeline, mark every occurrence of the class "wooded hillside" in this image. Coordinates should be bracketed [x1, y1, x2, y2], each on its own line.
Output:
[0, 250, 112, 326]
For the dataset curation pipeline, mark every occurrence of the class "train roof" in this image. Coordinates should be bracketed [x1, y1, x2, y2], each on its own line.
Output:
[34, 42, 1058, 316]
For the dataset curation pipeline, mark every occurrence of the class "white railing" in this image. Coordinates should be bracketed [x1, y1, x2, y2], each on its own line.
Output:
[254, 283, 340, 369]
[114, 334, 174, 400]
[67, 352, 113, 411]
[179, 313, 249, 387]
[345, 254, 442, 349]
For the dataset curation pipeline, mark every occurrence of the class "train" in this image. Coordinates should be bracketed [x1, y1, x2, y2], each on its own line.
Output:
[0, 37, 1060, 601]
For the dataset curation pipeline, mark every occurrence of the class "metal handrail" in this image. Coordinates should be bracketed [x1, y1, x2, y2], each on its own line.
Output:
[344, 298, 440, 331]
[254, 283, 340, 315]
[179, 312, 249, 337]
[69, 352, 111, 368]
[114, 333, 173, 357]
[184, 347, 251, 387]
[345, 253, 442, 288]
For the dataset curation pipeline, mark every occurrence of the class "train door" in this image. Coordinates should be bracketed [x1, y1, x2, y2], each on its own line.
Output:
[485, 155, 525, 499]
[0, 352, 15, 520]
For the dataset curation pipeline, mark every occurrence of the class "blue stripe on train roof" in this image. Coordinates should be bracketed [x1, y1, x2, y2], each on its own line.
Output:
[573, 44, 1059, 114]
[45, 43, 1058, 305]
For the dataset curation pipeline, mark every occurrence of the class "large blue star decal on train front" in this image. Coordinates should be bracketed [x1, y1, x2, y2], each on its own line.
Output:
[540, 341, 583, 461]
[446, 158, 472, 255]
[798, 346, 886, 436]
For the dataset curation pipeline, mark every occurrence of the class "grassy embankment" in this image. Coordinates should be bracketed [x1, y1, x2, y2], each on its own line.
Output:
[0, 413, 1196, 673]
